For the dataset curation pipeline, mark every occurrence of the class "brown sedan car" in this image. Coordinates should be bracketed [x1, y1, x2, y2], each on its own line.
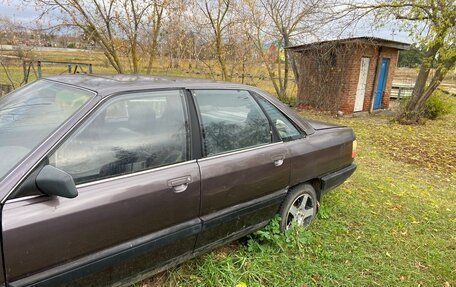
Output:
[0, 75, 356, 286]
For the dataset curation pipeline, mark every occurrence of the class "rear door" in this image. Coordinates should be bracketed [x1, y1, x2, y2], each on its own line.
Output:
[2, 90, 201, 286]
[191, 89, 290, 249]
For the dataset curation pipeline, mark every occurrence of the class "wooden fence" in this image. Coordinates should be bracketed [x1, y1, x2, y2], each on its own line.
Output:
[390, 83, 414, 100]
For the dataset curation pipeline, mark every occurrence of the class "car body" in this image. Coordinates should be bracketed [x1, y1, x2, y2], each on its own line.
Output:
[0, 75, 356, 287]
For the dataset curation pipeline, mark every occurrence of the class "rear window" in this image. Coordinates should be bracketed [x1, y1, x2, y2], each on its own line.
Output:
[192, 90, 272, 156]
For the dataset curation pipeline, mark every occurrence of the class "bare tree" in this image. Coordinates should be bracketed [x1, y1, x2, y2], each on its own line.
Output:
[245, 0, 324, 97]
[0, 17, 36, 87]
[197, 0, 233, 80]
[117, 0, 154, 73]
[40, 0, 126, 73]
[33, 0, 168, 74]
[145, 0, 167, 74]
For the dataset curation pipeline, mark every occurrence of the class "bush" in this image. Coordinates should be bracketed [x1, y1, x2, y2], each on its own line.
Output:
[246, 215, 311, 253]
[396, 89, 453, 124]
[278, 95, 297, 107]
[423, 90, 453, 120]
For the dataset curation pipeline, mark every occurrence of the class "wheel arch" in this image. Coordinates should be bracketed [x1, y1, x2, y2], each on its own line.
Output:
[287, 178, 322, 203]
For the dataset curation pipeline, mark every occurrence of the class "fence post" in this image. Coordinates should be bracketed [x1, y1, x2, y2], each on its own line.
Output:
[22, 61, 27, 83]
[37, 61, 42, 79]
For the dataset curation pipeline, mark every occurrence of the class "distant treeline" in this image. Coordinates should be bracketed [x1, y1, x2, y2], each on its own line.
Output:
[398, 45, 424, 68]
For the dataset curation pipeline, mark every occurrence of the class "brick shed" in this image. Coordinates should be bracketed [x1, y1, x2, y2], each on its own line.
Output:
[288, 37, 410, 114]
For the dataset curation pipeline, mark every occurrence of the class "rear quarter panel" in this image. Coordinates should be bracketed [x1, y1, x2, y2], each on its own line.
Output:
[288, 127, 355, 186]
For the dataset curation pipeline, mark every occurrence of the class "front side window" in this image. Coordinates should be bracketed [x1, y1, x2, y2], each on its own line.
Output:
[192, 90, 271, 156]
[49, 90, 188, 184]
[0, 80, 92, 181]
[255, 95, 301, 141]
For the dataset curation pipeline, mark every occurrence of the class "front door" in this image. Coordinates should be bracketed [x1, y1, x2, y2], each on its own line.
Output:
[374, 58, 390, 110]
[190, 89, 290, 249]
[2, 90, 201, 286]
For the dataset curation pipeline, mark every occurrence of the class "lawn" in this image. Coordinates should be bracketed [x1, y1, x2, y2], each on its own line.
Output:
[141, 96, 456, 287]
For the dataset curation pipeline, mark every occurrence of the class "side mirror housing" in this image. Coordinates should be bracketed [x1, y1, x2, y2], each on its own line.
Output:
[36, 165, 78, 198]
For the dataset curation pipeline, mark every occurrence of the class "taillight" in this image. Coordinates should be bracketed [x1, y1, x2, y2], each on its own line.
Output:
[352, 140, 357, 158]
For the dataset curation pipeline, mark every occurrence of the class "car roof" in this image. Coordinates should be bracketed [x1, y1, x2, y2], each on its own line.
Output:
[44, 74, 316, 135]
[45, 74, 253, 96]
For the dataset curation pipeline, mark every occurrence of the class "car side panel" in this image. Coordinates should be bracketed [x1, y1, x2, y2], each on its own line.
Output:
[196, 143, 289, 248]
[288, 127, 355, 187]
[2, 162, 201, 286]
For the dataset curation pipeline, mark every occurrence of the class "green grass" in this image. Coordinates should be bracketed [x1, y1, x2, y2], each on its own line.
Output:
[141, 97, 456, 287]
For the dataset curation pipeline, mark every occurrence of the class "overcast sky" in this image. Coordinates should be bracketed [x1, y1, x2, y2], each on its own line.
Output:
[0, 0, 412, 44]
[0, 1, 42, 24]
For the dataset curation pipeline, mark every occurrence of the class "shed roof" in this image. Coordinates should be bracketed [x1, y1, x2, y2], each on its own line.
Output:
[287, 36, 411, 51]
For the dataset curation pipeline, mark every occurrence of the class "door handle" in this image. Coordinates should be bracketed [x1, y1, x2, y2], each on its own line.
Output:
[167, 176, 192, 193]
[274, 159, 284, 167]
[271, 154, 285, 167]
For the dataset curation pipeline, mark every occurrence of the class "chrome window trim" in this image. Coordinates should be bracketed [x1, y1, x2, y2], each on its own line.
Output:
[197, 142, 283, 162]
[76, 159, 197, 188]
[43, 79, 98, 94]
[5, 195, 43, 204]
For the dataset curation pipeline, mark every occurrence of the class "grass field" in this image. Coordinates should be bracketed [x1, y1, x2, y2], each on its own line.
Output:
[0, 49, 297, 96]
[139, 96, 456, 287]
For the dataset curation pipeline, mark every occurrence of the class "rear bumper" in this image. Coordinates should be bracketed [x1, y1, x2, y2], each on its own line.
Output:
[320, 163, 356, 195]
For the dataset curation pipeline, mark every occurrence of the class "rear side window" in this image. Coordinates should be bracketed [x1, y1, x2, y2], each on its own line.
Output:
[255, 95, 301, 141]
[49, 90, 188, 184]
[192, 90, 272, 156]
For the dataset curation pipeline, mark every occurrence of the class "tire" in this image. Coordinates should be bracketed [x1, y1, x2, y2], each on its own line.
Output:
[279, 184, 318, 231]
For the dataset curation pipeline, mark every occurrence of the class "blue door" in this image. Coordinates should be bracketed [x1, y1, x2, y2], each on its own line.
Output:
[374, 58, 389, 109]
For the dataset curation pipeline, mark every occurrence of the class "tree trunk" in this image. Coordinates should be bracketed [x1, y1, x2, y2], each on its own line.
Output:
[398, 41, 441, 123]
[146, 36, 159, 74]
[104, 50, 124, 74]
[277, 43, 283, 97]
[263, 50, 280, 96]
[146, 4, 163, 74]
[131, 41, 139, 73]
[399, 41, 455, 123]
[281, 36, 290, 97]
[415, 55, 456, 110]
[0, 62, 16, 89]
[215, 30, 229, 80]
[290, 50, 299, 84]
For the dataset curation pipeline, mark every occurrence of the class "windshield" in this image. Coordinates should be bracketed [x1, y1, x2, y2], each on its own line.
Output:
[0, 80, 93, 181]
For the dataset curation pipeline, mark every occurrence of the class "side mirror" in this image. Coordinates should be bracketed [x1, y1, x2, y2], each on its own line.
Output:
[36, 165, 78, 198]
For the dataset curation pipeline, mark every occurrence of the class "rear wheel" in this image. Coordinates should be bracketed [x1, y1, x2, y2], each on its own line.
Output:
[279, 184, 317, 231]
